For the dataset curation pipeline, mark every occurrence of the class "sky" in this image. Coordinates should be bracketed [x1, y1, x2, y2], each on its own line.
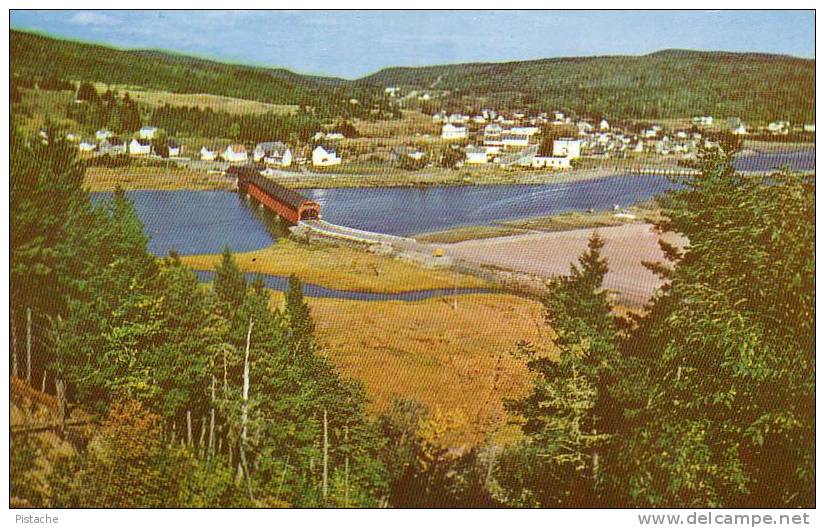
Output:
[10, 10, 815, 79]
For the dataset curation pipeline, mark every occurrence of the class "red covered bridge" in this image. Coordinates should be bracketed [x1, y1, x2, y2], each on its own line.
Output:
[229, 167, 320, 224]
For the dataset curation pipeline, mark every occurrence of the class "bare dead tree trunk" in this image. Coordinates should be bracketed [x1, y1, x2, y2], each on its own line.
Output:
[208, 375, 216, 459]
[239, 319, 255, 502]
[187, 409, 193, 447]
[199, 416, 207, 457]
[41, 369, 47, 393]
[11, 309, 18, 378]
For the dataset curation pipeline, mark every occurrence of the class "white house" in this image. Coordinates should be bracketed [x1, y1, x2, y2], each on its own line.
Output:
[254, 142, 293, 167]
[731, 123, 748, 136]
[577, 121, 594, 135]
[223, 144, 248, 163]
[200, 146, 218, 161]
[465, 146, 488, 165]
[804, 124, 815, 133]
[129, 138, 152, 156]
[441, 123, 468, 140]
[139, 126, 159, 140]
[501, 132, 530, 148]
[99, 138, 126, 155]
[599, 119, 611, 131]
[692, 116, 714, 126]
[511, 126, 540, 136]
[532, 156, 572, 169]
[168, 141, 181, 157]
[312, 145, 341, 167]
[95, 129, 112, 141]
[78, 140, 97, 152]
[767, 121, 790, 135]
[552, 138, 582, 159]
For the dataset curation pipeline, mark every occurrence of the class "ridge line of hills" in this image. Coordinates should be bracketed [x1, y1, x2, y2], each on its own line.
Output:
[11, 29, 815, 122]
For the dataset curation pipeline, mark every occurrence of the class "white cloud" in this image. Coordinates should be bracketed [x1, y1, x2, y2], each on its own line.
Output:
[69, 12, 121, 27]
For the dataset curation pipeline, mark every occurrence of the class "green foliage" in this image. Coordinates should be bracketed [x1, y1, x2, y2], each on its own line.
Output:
[439, 147, 464, 169]
[11, 127, 390, 508]
[75, 81, 99, 103]
[500, 234, 616, 507]
[149, 104, 323, 144]
[213, 246, 247, 315]
[366, 50, 814, 122]
[50, 400, 241, 507]
[66, 88, 142, 134]
[11, 30, 391, 119]
[603, 139, 815, 507]
[495, 142, 813, 508]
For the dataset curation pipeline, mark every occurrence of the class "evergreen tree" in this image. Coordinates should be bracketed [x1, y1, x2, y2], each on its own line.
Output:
[213, 246, 247, 316]
[604, 138, 814, 507]
[498, 233, 616, 507]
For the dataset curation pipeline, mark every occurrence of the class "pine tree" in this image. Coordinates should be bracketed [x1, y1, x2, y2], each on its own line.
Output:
[213, 246, 247, 316]
[499, 233, 615, 507]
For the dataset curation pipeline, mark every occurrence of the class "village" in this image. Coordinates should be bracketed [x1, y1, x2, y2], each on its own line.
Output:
[64, 85, 815, 180]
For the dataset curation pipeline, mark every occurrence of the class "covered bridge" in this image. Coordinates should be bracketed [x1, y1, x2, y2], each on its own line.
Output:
[229, 166, 320, 224]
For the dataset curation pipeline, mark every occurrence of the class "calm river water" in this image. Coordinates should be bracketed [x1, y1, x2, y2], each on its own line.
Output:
[94, 147, 814, 257]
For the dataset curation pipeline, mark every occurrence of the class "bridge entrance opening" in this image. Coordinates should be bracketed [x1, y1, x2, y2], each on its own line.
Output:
[300, 208, 320, 221]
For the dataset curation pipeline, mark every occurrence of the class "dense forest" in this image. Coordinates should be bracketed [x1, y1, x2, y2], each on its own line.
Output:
[63, 82, 326, 144]
[10, 30, 392, 120]
[148, 103, 324, 144]
[364, 50, 815, 123]
[10, 124, 814, 507]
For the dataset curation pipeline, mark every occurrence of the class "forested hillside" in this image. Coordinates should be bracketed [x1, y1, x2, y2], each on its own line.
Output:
[363, 50, 815, 122]
[10, 30, 383, 117]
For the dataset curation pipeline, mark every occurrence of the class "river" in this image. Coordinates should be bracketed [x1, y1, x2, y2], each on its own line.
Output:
[94, 147, 814, 256]
[97, 173, 675, 255]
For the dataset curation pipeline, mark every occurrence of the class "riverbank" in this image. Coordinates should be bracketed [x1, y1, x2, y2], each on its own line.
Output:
[84, 166, 236, 192]
[180, 238, 489, 294]
[440, 223, 687, 307]
[415, 201, 664, 243]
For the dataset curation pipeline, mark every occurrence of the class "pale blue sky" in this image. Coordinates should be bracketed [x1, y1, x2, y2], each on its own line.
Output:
[10, 10, 815, 79]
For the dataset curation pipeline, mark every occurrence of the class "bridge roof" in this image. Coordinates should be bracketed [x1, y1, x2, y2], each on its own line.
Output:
[229, 166, 317, 209]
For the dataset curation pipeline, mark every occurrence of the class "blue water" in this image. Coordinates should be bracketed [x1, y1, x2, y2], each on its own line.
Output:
[92, 191, 288, 256]
[302, 174, 676, 236]
[94, 147, 814, 257]
[95, 174, 677, 255]
[194, 270, 491, 301]
[733, 148, 815, 172]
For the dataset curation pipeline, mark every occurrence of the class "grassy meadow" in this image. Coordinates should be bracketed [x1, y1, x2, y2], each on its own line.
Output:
[180, 238, 490, 293]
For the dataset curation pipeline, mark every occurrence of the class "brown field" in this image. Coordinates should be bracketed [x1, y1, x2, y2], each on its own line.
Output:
[181, 239, 490, 293]
[309, 293, 552, 446]
[84, 166, 235, 192]
[354, 110, 441, 138]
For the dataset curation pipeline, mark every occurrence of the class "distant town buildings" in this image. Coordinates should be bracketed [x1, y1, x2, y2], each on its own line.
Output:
[441, 123, 468, 140]
[223, 144, 248, 163]
[312, 145, 342, 166]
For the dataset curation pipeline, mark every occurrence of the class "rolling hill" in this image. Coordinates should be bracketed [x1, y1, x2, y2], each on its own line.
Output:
[10, 30, 371, 111]
[12, 29, 815, 123]
[362, 49, 815, 123]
